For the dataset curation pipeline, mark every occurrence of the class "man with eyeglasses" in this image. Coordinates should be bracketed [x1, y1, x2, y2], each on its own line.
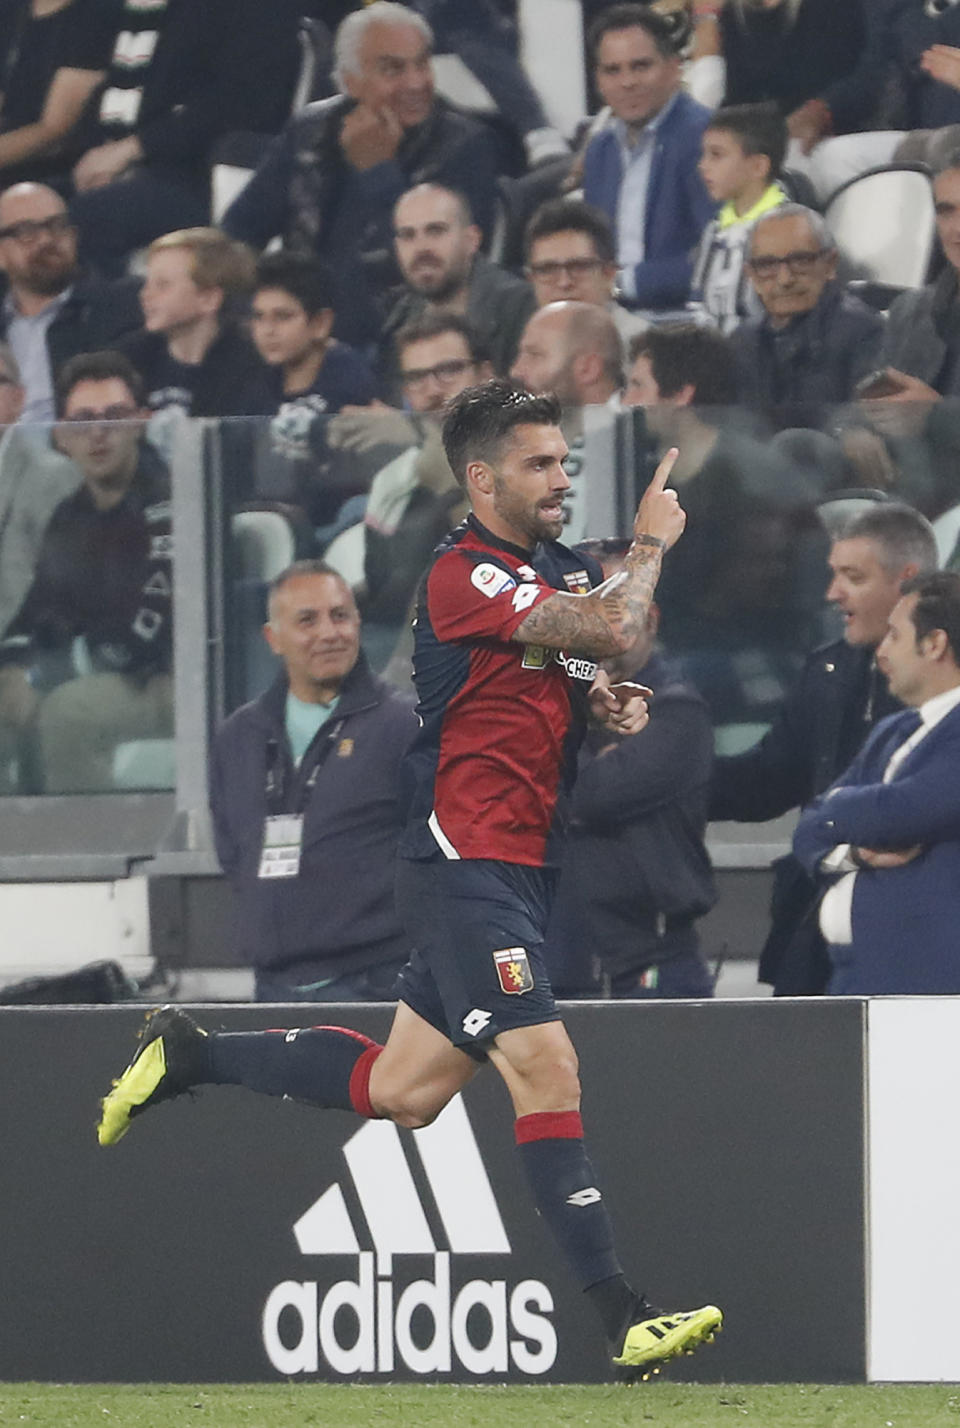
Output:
[0, 350, 172, 794]
[0, 183, 141, 425]
[354, 310, 491, 666]
[523, 198, 648, 346]
[382, 184, 534, 391]
[731, 203, 883, 426]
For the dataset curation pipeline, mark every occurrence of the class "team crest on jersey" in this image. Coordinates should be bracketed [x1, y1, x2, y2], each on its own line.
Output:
[562, 568, 592, 594]
[521, 644, 552, 670]
[470, 562, 517, 598]
[493, 948, 534, 995]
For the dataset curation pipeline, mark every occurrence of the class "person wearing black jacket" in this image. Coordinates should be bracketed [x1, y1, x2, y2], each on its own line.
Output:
[709, 503, 939, 994]
[223, 4, 500, 348]
[0, 350, 173, 793]
[546, 570, 716, 998]
[208, 560, 417, 1001]
[0, 182, 142, 423]
[67, 0, 300, 276]
[120, 228, 272, 419]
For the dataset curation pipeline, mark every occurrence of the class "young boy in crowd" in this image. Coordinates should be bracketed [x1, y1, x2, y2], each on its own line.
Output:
[690, 104, 788, 334]
[251, 252, 377, 420]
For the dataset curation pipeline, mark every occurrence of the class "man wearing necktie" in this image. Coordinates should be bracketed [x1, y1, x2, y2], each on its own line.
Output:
[794, 571, 960, 994]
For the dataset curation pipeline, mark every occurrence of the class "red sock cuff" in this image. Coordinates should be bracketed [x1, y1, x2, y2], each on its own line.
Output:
[348, 1045, 384, 1119]
[514, 1110, 584, 1145]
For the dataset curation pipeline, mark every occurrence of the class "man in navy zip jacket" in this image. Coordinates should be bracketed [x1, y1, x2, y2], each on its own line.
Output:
[794, 571, 960, 996]
[208, 561, 417, 1002]
[582, 5, 716, 314]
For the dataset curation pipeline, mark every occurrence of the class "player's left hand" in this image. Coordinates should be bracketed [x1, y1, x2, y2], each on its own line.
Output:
[588, 669, 650, 736]
[853, 843, 924, 869]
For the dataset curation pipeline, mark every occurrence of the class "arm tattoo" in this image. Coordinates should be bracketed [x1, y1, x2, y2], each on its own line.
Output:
[513, 540, 663, 656]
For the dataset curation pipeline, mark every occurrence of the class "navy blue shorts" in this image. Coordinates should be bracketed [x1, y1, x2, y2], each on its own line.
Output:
[395, 856, 561, 1057]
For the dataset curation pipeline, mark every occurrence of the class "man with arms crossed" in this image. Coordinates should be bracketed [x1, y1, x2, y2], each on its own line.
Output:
[97, 382, 721, 1379]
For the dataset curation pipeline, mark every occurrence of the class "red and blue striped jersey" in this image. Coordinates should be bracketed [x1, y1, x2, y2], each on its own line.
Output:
[399, 515, 603, 868]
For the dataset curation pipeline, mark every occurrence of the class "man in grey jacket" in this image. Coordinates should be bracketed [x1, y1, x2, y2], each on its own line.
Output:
[0, 344, 80, 641]
[877, 150, 960, 405]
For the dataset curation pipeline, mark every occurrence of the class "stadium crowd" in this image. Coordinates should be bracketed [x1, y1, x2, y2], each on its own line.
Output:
[3, 0, 960, 1000]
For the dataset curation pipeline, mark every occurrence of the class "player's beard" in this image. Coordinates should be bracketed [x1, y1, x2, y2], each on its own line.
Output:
[492, 474, 566, 546]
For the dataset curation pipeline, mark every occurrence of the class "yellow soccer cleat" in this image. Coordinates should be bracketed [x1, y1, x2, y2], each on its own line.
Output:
[97, 1006, 209, 1146]
[613, 1303, 723, 1379]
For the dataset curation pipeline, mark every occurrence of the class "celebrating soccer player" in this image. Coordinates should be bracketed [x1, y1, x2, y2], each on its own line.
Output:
[97, 381, 722, 1379]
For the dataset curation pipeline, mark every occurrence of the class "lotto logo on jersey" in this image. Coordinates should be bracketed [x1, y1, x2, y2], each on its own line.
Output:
[470, 563, 516, 598]
[493, 948, 534, 995]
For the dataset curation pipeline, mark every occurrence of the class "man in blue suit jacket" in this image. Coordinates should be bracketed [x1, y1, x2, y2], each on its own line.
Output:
[583, 5, 716, 313]
[794, 572, 960, 995]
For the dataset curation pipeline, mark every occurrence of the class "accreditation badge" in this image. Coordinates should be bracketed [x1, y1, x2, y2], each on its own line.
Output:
[493, 947, 534, 995]
[258, 814, 304, 879]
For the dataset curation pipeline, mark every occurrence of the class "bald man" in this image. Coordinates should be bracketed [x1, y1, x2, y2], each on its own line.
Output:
[511, 300, 624, 541]
[382, 182, 535, 384]
[0, 183, 141, 422]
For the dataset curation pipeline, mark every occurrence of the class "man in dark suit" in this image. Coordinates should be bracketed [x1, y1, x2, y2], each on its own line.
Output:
[795, 570, 960, 995]
[582, 5, 716, 314]
[710, 503, 939, 995]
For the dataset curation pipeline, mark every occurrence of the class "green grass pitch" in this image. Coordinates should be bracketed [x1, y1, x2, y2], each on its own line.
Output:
[2, 1384, 960, 1427]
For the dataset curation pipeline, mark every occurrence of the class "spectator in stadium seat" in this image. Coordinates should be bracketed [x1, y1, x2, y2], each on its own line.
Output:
[690, 103, 788, 335]
[121, 228, 272, 419]
[623, 321, 824, 723]
[511, 300, 623, 542]
[582, 4, 716, 315]
[0, 183, 141, 424]
[688, 0, 867, 153]
[0, 0, 114, 189]
[0, 350, 173, 793]
[252, 251, 377, 418]
[222, 2, 500, 349]
[381, 183, 535, 388]
[711, 502, 939, 994]
[877, 151, 960, 405]
[67, 0, 300, 278]
[731, 204, 884, 426]
[523, 197, 647, 346]
[795, 570, 960, 995]
[545, 539, 717, 1000]
[359, 311, 490, 664]
[209, 559, 417, 1002]
[0, 342, 80, 639]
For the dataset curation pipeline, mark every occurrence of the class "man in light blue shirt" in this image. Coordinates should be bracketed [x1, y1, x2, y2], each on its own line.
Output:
[583, 5, 715, 315]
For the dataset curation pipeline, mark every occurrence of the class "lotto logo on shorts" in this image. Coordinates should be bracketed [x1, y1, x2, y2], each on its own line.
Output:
[493, 948, 534, 995]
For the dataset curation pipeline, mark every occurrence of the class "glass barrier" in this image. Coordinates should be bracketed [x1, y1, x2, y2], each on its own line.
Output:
[213, 397, 960, 742]
[0, 413, 175, 797]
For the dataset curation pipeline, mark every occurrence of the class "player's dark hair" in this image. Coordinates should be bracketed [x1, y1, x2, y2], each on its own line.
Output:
[524, 198, 616, 266]
[840, 503, 939, 578]
[588, 3, 677, 61]
[394, 309, 488, 366]
[254, 251, 334, 316]
[55, 349, 144, 415]
[900, 570, 960, 662]
[628, 322, 738, 406]
[442, 380, 562, 488]
[705, 102, 787, 181]
[267, 559, 354, 621]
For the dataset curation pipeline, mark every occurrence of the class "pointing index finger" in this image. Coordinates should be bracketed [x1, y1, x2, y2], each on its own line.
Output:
[649, 446, 679, 493]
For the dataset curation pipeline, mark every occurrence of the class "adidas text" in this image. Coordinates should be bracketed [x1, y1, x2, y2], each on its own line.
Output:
[263, 1251, 556, 1375]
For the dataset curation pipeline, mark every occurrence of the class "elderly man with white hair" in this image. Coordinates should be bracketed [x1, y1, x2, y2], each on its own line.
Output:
[223, 1, 500, 347]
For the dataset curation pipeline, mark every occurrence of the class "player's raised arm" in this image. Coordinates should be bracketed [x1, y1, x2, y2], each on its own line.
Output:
[512, 447, 685, 656]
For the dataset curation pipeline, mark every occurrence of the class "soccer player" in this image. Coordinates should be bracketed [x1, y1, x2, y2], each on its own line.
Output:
[97, 381, 722, 1379]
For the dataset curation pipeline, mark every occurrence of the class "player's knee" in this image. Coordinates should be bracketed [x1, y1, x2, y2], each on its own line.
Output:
[376, 1085, 445, 1130]
[508, 1040, 580, 1102]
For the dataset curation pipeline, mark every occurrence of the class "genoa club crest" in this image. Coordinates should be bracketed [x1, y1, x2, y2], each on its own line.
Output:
[493, 948, 534, 995]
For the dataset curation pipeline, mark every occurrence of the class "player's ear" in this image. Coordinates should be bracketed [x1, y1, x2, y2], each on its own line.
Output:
[466, 458, 495, 496]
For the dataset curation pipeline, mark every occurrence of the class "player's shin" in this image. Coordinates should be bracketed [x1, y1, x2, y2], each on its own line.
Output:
[514, 1110, 644, 1340]
[209, 1025, 384, 1116]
